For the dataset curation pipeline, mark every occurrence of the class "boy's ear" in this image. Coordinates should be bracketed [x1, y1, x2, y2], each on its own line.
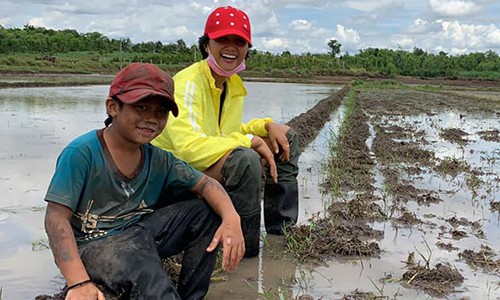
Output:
[106, 98, 119, 117]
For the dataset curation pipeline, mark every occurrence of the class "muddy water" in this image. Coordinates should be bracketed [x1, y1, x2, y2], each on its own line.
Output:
[367, 110, 500, 299]
[0, 82, 338, 299]
[212, 89, 500, 300]
[318, 89, 499, 300]
[206, 105, 347, 300]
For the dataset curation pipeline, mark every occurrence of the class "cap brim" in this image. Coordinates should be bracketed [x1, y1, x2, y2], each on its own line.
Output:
[208, 29, 251, 45]
[116, 89, 179, 117]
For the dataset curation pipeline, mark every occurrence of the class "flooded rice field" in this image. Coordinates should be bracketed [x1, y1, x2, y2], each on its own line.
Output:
[0, 81, 337, 299]
[283, 83, 500, 300]
[1, 79, 499, 300]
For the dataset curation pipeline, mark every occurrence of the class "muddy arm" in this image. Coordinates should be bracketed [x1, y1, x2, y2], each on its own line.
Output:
[192, 175, 245, 271]
[45, 202, 103, 298]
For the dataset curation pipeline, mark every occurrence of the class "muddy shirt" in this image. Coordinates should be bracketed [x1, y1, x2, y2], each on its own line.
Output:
[44, 129, 202, 245]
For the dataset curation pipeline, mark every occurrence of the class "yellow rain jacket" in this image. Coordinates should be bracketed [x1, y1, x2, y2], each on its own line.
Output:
[152, 60, 273, 171]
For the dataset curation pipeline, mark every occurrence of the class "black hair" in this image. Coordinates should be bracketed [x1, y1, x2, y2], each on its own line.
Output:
[198, 34, 252, 60]
[198, 35, 210, 59]
[104, 97, 124, 127]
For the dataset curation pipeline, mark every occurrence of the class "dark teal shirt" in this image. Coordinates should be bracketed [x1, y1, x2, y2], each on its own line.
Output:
[45, 129, 202, 244]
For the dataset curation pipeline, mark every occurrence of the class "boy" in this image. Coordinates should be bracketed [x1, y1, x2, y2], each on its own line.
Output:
[44, 62, 244, 300]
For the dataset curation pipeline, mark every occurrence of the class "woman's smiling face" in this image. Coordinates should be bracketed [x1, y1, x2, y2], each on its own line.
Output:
[207, 34, 249, 72]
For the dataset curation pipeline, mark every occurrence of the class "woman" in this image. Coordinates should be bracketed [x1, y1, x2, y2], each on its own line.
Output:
[153, 6, 300, 257]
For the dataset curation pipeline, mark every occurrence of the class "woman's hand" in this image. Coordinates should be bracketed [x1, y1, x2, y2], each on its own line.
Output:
[250, 136, 278, 183]
[265, 122, 291, 162]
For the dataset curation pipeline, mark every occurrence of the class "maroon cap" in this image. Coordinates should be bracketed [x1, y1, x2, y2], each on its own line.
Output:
[108, 63, 178, 117]
[204, 6, 251, 45]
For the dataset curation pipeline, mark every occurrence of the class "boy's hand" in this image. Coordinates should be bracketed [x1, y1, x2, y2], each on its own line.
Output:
[66, 283, 106, 300]
[206, 216, 245, 271]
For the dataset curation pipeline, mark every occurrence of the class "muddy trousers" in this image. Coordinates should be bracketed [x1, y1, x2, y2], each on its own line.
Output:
[221, 129, 301, 257]
[264, 129, 300, 235]
[78, 199, 220, 300]
[221, 147, 262, 258]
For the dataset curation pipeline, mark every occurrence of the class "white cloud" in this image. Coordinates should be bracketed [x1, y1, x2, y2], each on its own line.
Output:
[486, 28, 500, 45]
[433, 45, 446, 53]
[289, 20, 313, 32]
[408, 18, 441, 34]
[442, 20, 477, 47]
[28, 17, 45, 27]
[345, 0, 397, 12]
[391, 35, 414, 49]
[449, 47, 468, 55]
[274, 0, 330, 7]
[334, 24, 361, 48]
[260, 38, 288, 51]
[428, 0, 482, 17]
[409, 19, 500, 54]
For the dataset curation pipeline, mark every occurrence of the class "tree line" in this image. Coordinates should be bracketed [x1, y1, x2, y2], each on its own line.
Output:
[1, 25, 499, 79]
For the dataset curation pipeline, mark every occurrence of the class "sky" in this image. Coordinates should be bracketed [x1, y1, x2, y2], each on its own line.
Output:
[1, 0, 500, 56]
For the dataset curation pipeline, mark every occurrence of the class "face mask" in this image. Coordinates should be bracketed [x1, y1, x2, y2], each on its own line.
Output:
[206, 49, 246, 77]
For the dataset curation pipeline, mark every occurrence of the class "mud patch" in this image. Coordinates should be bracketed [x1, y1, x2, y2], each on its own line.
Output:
[340, 290, 389, 300]
[393, 209, 422, 227]
[402, 263, 464, 297]
[478, 129, 500, 142]
[286, 217, 382, 262]
[436, 241, 459, 252]
[439, 128, 469, 145]
[459, 245, 500, 274]
[434, 157, 471, 178]
[287, 86, 349, 151]
[491, 201, 500, 212]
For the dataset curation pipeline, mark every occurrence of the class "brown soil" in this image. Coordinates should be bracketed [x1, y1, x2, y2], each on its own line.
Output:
[478, 129, 500, 142]
[0, 73, 113, 89]
[491, 201, 500, 212]
[439, 128, 469, 145]
[3, 72, 500, 90]
[287, 85, 350, 151]
[459, 245, 500, 274]
[246, 74, 500, 89]
[401, 263, 464, 297]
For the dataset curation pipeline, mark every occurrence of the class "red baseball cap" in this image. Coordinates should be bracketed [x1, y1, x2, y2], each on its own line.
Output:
[108, 63, 178, 117]
[204, 6, 252, 45]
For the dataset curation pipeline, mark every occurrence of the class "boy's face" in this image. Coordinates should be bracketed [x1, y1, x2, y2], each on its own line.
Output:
[107, 96, 170, 145]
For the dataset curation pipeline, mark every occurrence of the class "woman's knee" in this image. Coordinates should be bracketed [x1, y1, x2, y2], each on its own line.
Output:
[222, 147, 262, 187]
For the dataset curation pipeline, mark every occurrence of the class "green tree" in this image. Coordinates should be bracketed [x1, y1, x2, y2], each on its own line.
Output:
[155, 41, 163, 53]
[327, 39, 341, 57]
[176, 39, 188, 53]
